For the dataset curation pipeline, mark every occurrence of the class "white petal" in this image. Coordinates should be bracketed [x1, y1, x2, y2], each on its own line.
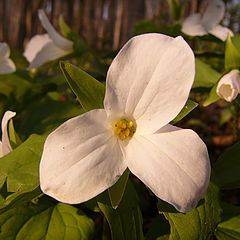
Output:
[27, 40, 72, 70]
[125, 125, 210, 213]
[216, 70, 240, 102]
[38, 10, 73, 50]
[181, 14, 207, 36]
[208, 25, 234, 41]
[201, 0, 225, 31]
[0, 58, 16, 74]
[0, 42, 10, 58]
[104, 34, 195, 133]
[40, 109, 127, 204]
[24, 34, 51, 62]
[1, 111, 16, 157]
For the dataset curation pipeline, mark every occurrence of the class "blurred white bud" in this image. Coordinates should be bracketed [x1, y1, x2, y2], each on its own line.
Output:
[216, 70, 240, 102]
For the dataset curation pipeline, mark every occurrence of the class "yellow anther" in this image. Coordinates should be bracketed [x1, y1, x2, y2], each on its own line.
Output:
[113, 118, 136, 140]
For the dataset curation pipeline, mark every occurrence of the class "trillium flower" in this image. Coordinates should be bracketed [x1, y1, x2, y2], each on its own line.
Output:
[40, 33, 210, 213]
[182, 0, 233, 41]
[216, 69, 240, 102]
[0, 111, 16, 157]
[24, 10, 73, 70]
[0, 42, 16, 74]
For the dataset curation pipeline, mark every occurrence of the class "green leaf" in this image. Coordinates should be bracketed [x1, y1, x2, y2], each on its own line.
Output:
[8, 119, 22, 149]
[203, 83, 220, 107]
[98, 180, 144, 240]
[168, 0, 181, 21]
[145, 215, 170, 240]
[171, 99, 198, 124]
[214, 141, 240, 189]
[60, 61, 105, 111]
[215, 203, 240, 240]
[193, 58, 221, 88]
[59, 15, 72, 38]
[159, 182, 221, 240]
[225, 34, 240, 71]
[0, 134, 45, 210]
[0, 198, 95, 240]
[108, 169, 130, 209]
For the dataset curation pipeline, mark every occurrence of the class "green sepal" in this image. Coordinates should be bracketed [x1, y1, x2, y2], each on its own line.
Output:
[171, 99, 198, 124]
[108, 169, 130, 209]
[202, 83, 220, 107]
[60, 61, 105, 111]
[225, 33, 240, 71]
[8, 119, 22, 149]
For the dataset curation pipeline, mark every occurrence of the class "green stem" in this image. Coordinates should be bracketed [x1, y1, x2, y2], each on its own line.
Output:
[233, 102, 239, 143]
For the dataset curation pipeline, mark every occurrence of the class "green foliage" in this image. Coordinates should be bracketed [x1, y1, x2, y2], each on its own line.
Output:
[97, 180, 144, 240]
[193, 58, 221, 89]
[60, 61, 105, 111]
[0, 198, 95, 240]
[215, 202, 240, 240]
[225, 34, 240, 71]
[159, 182, 221, 240]
[171, 99, 198, 124]
[203, 83, 220, 106]
[214, 140, 240, 189]
[108, 169, 130, 209]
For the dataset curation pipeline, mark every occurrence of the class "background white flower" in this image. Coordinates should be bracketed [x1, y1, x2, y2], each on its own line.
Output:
[217, 69, 240, 102]
[0, 42, 16, 74]
[24, 10, 73, 70]
[0, 111, 16, 157]
[182, 0, 233, 41]
[40, 33, 211, 213]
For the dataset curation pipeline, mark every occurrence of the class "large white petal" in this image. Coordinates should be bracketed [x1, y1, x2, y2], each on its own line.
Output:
[125, 125, 210, 213]
[201, 0, 225, 31]
[24, 34, 51, 62]
[104, 33, 195, 133]
[181, 13, 207, 36]
[1, 111, 16, 157]
[27, 40, 72, 70]
[0, 58, 16, 74]
[208, 25, 234, 41]
[40, 109, 127, 204]
[0, 42, 10, 58]
[38, 10, 73, 50]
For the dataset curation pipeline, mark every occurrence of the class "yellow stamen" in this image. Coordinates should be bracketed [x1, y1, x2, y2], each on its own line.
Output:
[113, 118, 136, 140]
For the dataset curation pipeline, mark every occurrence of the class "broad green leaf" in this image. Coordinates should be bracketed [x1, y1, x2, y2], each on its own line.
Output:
[225, 34, 240, 71]
[171, 99, 198, 124]
[0, 134, 45, 210]
[98, 181, 144, 240]
[60, 61, 105, 111]
[8, 119, 22, 149]
[19, 97, 83, 138]
[108, 169, 130, 209]
[193, 58, 221, 88]
[203, 83, 220, 106]
[159, 182, 221, 240]
[145, 215, 170, 240]
[215, 203, 240, 240]
[0, 198, 94, 240]
[214, 141, 240, 189]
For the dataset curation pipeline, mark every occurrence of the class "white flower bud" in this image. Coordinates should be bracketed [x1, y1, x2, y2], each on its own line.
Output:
[216, 70, 240, 102]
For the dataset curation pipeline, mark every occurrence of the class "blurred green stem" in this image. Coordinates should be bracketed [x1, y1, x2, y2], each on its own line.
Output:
[233, 102, 239, 143]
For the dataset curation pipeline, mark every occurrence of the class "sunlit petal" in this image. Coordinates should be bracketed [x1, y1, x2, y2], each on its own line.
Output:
[24, 34, 51, 62]
[201, 0, 225, 31]
[38, 10, 73, 50]
[104, 34, 195, 134]
[40, 109, 127, 204]
[208, 25, 234, 41]
[181, 13, 207, 36]
[125, 125, 210, 213]
[0, 42, 10, 58]
[1, 111, 16, 157]
[27, 40, 72, 70]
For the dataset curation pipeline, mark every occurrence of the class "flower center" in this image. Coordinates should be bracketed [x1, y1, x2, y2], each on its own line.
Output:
[114, 119, 136, 140]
